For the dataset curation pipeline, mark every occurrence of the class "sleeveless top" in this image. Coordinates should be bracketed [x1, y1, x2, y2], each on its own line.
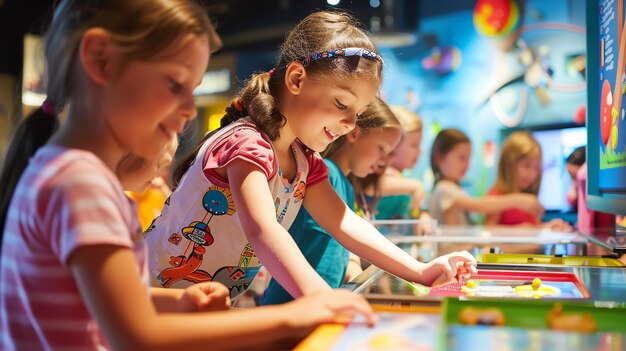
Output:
[145, 120, 325, 298]
[261, 159, 353, 305]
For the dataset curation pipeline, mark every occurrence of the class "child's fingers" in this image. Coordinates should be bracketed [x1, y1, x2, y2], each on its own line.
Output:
[177, 287, 209, 312]
[417, 222, 432, 236]
[428, 260, 457, 287]
[454, 250, 477, 265]
[332, 290, 377, 326]
[185, 282, 231, 311]
[431, 271, 457, 287]
[449, 251, 478, 279]
[465, 261, 478, 275]
[452, 260, 474, 280]
[196, 282, 230, 297]
[456, 266, 473, 280]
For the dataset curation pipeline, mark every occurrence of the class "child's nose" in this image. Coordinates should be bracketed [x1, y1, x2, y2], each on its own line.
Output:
[342, 114, 357, 132]
[180, 94, 198, 121]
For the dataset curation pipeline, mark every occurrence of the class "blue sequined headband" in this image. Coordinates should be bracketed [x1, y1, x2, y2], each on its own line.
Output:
[269, 47, 384, 75]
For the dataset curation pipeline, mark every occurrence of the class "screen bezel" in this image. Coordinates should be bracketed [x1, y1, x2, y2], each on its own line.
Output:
[586, 0, 626, 216]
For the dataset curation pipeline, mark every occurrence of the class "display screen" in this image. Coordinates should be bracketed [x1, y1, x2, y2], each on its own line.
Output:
[531, 126, 586, 211]
[598, 1, 626, 190]
[586, 0, 626, 216]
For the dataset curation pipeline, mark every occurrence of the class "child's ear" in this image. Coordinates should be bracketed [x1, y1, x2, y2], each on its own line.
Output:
[284, 61, 306, 95]
[346, 127, 361, 142]
[79, 28, 115, 85]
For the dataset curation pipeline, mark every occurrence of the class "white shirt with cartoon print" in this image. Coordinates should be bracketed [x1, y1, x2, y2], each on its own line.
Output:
[145, 119, 328, 298]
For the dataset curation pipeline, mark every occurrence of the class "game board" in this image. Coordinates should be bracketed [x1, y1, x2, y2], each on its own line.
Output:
[295, 298, 626, 351]
[442, 298, 626, 350]
[294, 305, 440, 351]
[407, 269, 591, 299]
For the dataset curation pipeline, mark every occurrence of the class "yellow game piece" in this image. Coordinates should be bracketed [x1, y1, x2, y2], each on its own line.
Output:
[532, 278, 542, 290]
[515, 278, 559, 298]
[466, 279, 476, 289]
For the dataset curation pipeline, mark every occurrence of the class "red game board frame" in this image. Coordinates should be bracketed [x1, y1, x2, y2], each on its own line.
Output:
[427, 269, 591, 298]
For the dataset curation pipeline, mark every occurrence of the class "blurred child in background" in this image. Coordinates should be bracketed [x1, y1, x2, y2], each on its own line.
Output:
[485, 131, 572, 231]
[429, 129, 544, 225]
[118, 138, 178, 231]
[565, 145, 585, 209]
[261, 97, 402, 305]
[373, 106, 425, 220]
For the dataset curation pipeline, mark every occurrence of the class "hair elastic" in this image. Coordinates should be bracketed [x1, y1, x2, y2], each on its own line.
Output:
[41, 99, 56, 115]
[232, 97, 244, 112]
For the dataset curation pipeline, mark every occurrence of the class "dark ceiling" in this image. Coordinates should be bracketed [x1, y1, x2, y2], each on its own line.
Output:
[0, 0, 476, 76]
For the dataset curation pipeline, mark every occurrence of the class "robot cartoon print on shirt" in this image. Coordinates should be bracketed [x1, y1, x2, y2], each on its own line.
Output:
[209, 244, 262, 298]
[157, 185, 236, 288]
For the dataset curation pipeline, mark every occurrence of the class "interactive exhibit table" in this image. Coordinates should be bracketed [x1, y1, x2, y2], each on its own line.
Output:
[295, 264, 626, 350]
[374, 221, 590, 259]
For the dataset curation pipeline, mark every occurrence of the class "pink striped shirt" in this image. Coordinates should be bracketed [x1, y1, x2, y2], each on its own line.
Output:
[1, 145, 147, 351]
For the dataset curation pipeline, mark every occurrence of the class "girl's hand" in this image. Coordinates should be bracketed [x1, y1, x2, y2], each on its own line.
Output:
[414, 212, 434, 236]
[423, 251, 478, 287]
[284, 289, 377, 328]
[177, 282, 231, 312]
[513, 193, 545, 218]
[544, 218, 574, 232]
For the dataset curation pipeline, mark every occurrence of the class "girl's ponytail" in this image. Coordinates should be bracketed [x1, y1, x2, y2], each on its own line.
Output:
[0, 103, 60, 235]
[172, 71, 285, 187]
[221, 72, 285, 140]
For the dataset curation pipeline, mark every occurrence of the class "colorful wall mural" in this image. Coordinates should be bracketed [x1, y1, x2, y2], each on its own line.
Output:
[379, 0, 586, 197]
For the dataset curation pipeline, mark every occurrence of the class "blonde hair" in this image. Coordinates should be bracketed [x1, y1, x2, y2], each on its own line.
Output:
[117, 138, 179, 183]
[0, 0, 216, 234]
[335, 98, 401, 213]
[495, 131, 542, 194]
[323, 97, 400, 158]
[389, 106, 422, 133]
[45, 0, 217, 110]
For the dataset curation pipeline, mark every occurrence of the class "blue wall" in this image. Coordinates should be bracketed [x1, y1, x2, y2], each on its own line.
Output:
[380, 0, 587, 196]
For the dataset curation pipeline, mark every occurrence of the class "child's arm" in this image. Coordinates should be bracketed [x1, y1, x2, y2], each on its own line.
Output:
[344, 252, 363, 283]
[150, 284, 230, 313]
[226, 159, 331, 298]
[305, 179, 476, 286]
[453, 193, 544, 217]
[543, 218, 574, 232]
[484, 212, 501, 226]
[443, 207, 464, 225]
[69, 245, 376, 351]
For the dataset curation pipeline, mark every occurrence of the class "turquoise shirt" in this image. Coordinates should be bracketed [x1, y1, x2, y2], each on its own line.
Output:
[375, 194, 412, 219]
[261, 159, 354, 305]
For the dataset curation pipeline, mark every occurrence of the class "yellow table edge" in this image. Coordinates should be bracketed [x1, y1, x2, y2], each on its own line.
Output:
[293, 304, 440, 351]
